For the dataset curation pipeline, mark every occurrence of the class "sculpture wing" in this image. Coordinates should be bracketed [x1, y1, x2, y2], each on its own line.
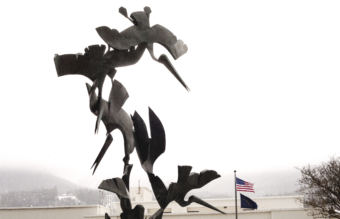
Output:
[98, 178, 129, 199]
[197, 170, 221, 187]
[187, 169, 220, 189]
[147, 173, 169, 209]
[132, 111, 150, 167]
[96, 26, 138, 50]
[173, 170, 224, 215]
[174, 167, 221, 205]
[148, 108, 166, 167]
[149, 24, 188, 59]
[177, 165, 192, 184]
[109, 80, 129, 112]
[54, 45, 107, 81]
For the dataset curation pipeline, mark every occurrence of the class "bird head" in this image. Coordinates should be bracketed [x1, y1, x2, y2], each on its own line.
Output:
[130, 7, 151, 29]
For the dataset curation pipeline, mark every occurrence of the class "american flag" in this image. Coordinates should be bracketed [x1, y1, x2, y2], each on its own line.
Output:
[236, 177, 254, 192]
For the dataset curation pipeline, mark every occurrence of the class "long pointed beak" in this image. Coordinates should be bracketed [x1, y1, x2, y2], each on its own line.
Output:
[91, 134, 113, 174]
[190, 195, 226, 214]
[147, 44, 190, 91]
[158, 54, 190, 91]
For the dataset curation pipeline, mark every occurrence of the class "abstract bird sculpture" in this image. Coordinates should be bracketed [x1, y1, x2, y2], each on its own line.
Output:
[55, 43, 147, 132]
[54, 6, 188, 132]
[86, 80, 135, 174]
[97, 6, 189, 90]
[132, 109, 225, 217]
[55, 6, 224, 219]
[132, 108, 165, 174]
[54, 43, 147, 107]
[146, 166, 225, 217]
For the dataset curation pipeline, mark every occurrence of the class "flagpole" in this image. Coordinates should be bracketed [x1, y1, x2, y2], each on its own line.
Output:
[234, 170, 238, 219]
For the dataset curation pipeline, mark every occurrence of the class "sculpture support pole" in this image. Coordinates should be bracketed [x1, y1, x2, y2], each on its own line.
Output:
[234, 170, 238, 219]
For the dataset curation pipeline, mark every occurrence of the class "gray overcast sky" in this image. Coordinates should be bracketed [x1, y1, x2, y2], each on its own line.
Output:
[1, 0, 340, 188]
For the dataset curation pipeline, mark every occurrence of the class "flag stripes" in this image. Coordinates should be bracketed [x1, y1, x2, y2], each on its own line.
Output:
[236, 177, 254, 192]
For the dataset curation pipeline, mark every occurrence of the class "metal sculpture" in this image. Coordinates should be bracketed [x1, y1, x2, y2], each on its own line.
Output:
[99, 178, 144, 219]
[55, 7, 189, 132]
[54, 6, 224, 219]
[96, 7, 189, 90]
[147, 167, 224, 214]
[55, 43, 147, 132]
[132, 110, 225, 218]
[85, 80, 134, 173]
[132, 109, 165, 174]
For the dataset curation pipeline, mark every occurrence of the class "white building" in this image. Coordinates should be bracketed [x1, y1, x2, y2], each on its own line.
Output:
[57, 194, 81, 205]
[0, 188, 318, 219]
[0, 205, 106, 219]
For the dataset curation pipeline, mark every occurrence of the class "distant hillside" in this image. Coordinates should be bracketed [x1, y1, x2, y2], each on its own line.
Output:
[0, 168, 104, 207]
[0, 168, 80, 194]
[0, 168, 302, 200]
[188, 169, 301, 198]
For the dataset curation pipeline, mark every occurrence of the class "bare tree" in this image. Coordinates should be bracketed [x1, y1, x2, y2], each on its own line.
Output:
[299, 157, 340, 219]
